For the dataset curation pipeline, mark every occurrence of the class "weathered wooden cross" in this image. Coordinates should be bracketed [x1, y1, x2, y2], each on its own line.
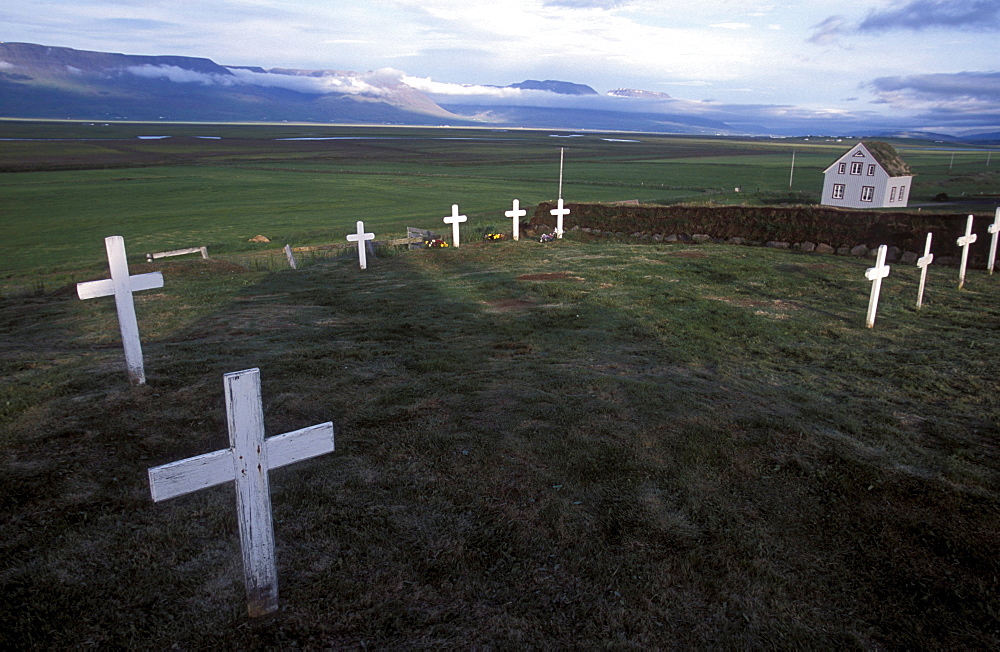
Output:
[550, 198, 570, 239]
[505, 199, 527, 241]
[865, 244, 891, 328]
[916, 232, 934, 310]
[76, 235, 164, 385]
[147, 368, 335, 617]
[987, 208, 1000, 275]
[346, 220, 376, 270]
[444, 204, 467, 247]
[956, 214, 977, 289]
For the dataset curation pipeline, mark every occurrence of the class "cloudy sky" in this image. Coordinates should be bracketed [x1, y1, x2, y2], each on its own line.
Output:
[3, 0, 999, 134]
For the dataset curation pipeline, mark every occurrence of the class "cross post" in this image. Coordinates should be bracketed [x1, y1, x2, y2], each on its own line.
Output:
[505, 199, 527, 241]
[865, 244, 891, 328]
[956, 214, 977, 289]
[346, 220, 376, 270]
[550, 198, 570, 239]
[147, 368, 335, 617]
[443, 204, 467, 247]
[76, 236, 164, 385]
[987, 208, 1000, 275]
[915, 232, 934, 310]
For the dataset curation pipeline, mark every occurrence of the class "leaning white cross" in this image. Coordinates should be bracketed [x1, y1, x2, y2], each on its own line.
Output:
[916, 233, 934, 310]
[505, 199, 527, 241]
[444, 204, 467, 247]
[987, 208, 1000, 275]
[346, 220, 376, 270]
[550, 198, 570, 239]
[956, 214, 977, 289]
[77, 236, 163, 385]
[148, 368, 335, 617]
[865, 244, 891, 328]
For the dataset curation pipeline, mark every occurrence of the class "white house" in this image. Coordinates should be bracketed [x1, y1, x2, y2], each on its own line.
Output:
[821, 141, 914, 209]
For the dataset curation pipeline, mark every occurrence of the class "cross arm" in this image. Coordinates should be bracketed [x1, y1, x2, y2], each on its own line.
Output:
[267, 422, 335, 470]
[148, 447, 235, 502]
[77, 271, 164, 300]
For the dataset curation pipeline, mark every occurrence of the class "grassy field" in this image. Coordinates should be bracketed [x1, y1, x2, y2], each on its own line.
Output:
[1, 122, 998, 647]
[3, 120, 998, 291]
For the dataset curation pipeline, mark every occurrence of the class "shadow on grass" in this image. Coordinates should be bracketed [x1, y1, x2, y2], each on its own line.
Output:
[0, 241, 998, 648]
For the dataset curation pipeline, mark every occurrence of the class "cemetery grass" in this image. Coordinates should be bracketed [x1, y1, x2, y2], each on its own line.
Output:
[1, 236, 998, 648]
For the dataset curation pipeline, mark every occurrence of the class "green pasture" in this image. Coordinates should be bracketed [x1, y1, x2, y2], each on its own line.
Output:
[1, 121, 997, 291]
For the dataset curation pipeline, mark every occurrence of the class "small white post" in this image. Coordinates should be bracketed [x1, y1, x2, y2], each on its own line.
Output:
[443, 204, 467, 248]
[916, 233, 934, 310]
[284, 244, 298, 270]
[148, 368, 335, 617]
[346, 220, 376, 270]
[986, 208, 1000, 275]
[956, 214, 977, 289]
[76, 236, 164, 385]
[558, 147, 565, 201]
[505, 199, 527, 242]
[865, 244, 891, 328]
[550, 198, 570, 239]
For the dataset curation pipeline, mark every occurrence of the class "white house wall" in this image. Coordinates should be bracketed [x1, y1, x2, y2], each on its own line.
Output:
[821, 143, 912, 209]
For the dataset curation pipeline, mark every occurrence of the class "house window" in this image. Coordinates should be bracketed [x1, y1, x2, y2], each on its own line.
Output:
[838, 162, 846, 174]
[832, 184, 845, 199]
[861, 186, 875, 202]
[867, 164, 876, 176]
[850, 162, 863, 175]
[889, 187, 897, 202]
[898, 185, 906, 201]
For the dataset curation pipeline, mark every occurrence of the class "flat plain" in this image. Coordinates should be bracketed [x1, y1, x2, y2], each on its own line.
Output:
[1, 121, 998, 647]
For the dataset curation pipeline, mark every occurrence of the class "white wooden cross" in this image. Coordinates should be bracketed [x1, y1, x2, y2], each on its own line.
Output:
[865, 244, 891, 328]
[346, 220, 375, 270]
[505, 199, 527, 241]
[956, 214, 977, 289]
[916, 232, 934, 310]
[76, 235, 163, 385]
[443, 204, 467, 247]
[148, 368, 335, 617]
[550, 198, 570, 239]
[987, 208, 1000, 275]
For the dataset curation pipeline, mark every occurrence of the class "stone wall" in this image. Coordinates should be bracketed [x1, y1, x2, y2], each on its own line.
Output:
[530, 202, 995, 265]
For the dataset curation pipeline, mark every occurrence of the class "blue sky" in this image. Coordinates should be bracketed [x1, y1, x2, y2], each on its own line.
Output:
[2, 0, 999, 134]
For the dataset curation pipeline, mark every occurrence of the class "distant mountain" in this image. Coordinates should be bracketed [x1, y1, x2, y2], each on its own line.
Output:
[506, 79, 598, 95]
[0, 41, 737, 134]
[0, 42, 468, 124]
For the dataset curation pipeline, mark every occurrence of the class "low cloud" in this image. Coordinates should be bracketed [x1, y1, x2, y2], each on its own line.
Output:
[867, 71, 1000, 127]
[542, 0, 628, 9]
[807, 15, 849, 45]
[125, 64, 393, 96]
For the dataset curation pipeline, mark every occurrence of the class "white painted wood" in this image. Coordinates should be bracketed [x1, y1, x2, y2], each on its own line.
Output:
[146, 246, 209, 262]
[147, 368, 335, 617]
[505, 199, 526, 241]
[550, 198, 570, 239]
[148, 448, 235, 501]
[284, 244, 298, 270]
[557, 147, 564, 201]
[987, 207, 1000, 275]
[916, 232, 934, 310]
[76, 236, 164, 385]
[443, 204, 467, 248]
[956, 214, 977, 289]
[865, 244, 891, 328]
[346, 220, 375, 270]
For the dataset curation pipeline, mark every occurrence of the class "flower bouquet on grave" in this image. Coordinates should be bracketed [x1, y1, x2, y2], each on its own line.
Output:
[425, 238, 449, 248]
[484, 233, 507, 241]
[539, 232, 557, 243]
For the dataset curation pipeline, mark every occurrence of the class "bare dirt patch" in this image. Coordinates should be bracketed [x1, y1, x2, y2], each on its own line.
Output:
[483, 298, 538, 312]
